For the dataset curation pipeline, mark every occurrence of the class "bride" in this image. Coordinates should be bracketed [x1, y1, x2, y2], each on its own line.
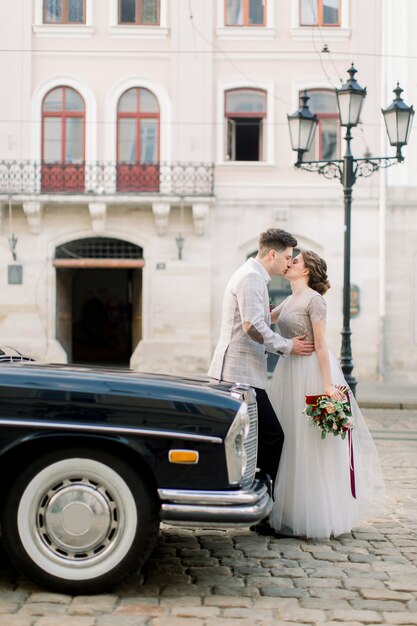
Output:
[268, 250, 385, 539]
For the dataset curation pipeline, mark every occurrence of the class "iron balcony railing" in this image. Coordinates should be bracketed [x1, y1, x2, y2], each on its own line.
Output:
[0, 161, 215, 196]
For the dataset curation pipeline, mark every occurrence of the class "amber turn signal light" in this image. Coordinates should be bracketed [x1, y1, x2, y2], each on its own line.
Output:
[168, 450, 199, 464]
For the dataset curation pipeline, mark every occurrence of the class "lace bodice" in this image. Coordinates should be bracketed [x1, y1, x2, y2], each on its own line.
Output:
[275, 288, 326, 342]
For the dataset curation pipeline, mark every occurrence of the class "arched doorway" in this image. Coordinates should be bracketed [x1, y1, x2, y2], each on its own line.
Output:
[54, 237, 144, 366]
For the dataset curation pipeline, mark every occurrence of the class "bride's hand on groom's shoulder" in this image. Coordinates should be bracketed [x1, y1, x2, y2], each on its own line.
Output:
[290, 335, 315, 356]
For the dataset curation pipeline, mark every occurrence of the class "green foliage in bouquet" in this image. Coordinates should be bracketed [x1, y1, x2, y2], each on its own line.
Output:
[303, 390, 353, 440]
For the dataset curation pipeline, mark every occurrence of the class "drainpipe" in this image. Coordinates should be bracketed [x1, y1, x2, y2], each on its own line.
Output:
[378, 0, 389, 381]
[378, 160, 386, 381]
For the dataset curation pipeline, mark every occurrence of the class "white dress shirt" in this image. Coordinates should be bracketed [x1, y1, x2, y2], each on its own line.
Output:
[208, 258, 293, 389]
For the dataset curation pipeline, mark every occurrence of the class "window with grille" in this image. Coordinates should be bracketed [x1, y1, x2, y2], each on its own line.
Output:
[300, 0, 340, 27]
[225, 89, 266, 161]
[44, 0, 86, 24]
[119, 0, 160, 25]
[55, 238, 143, 259]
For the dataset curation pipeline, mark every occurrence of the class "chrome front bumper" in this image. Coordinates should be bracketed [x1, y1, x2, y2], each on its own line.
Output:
[158, 480, 273, 527]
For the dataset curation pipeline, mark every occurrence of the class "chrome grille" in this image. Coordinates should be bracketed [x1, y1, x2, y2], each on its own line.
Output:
[231, 384, 258, 490]
[241, 396, 258, 489]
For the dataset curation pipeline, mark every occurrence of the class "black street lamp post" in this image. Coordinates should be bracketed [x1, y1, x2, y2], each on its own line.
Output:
[287, 65, 414, 396]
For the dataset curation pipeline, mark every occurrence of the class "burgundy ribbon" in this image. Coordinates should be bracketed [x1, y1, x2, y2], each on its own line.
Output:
[348, 428, 356, 499]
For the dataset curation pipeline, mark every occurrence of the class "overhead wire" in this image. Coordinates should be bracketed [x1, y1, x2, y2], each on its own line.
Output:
[306, 0, 339, 89]
[0, 47, 416, 61]
[307, 0, 345, 85]
[187, 0, 292, 107]
[0, 2, 401, 136]
[304, 0, 374, 157]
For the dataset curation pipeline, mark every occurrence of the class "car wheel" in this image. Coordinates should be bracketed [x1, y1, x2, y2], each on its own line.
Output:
[1, 447, 159, 594]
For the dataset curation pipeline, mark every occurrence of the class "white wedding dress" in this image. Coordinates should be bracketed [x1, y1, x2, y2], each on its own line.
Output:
[268, 288, 385, 539]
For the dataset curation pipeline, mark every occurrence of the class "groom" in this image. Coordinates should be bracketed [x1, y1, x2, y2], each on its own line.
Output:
[208, 228, 314, 530]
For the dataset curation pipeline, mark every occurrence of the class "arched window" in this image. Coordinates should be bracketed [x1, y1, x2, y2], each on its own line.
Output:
[225, 88, 266, 161]
[117, 87, 160, 191]
[303, 89, 339, 161]
[42, 86, 85, 192]
[225, 0, 266, 26]
[300, 0, 340, 27]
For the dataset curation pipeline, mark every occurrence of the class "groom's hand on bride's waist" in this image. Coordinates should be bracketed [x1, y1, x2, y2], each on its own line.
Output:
[290, 335, 315, 355]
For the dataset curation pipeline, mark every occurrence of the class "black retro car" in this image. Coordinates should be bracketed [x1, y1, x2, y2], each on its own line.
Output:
[0, 360, 272, 593]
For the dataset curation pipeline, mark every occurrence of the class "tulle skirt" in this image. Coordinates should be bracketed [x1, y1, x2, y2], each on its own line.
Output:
[268, 351, 385, 539]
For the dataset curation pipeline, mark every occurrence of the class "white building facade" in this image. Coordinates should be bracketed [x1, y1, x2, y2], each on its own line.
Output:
[0, 0, 416, 383]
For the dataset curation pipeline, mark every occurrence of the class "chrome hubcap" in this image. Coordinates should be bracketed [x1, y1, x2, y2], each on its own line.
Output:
[37, 478, 119, 561]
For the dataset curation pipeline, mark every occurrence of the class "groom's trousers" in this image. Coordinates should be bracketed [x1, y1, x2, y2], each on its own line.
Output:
[253, 387, 284, 486]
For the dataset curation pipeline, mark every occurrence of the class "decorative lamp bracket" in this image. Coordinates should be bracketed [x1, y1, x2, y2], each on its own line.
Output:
[353, 156, 404, 179]
[295, 159, 343, 182]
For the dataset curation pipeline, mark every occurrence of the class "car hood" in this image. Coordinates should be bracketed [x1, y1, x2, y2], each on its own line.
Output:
[0, 362, 241, 411]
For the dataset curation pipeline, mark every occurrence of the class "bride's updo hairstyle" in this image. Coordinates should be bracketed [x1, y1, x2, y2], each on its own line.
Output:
[302, 250, 331, 295]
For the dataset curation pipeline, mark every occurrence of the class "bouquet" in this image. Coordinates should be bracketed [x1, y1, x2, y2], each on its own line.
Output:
[303, 386, 353, 440]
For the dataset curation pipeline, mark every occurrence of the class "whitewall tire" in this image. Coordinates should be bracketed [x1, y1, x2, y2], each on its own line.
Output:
[2, 447, 159, 593]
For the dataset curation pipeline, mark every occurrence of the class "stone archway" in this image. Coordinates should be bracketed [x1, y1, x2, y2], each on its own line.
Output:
[54, 237, 144, 366]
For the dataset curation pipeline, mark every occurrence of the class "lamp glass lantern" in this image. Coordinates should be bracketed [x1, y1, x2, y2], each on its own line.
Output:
[336, 64, 367, 127]
[287, 91, 319, 156]
[176, 233, 185, 260]
[382, 84, 415, 152]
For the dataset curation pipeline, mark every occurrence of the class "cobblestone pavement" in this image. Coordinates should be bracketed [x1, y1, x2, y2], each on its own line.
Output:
[0, 408, 416, 626]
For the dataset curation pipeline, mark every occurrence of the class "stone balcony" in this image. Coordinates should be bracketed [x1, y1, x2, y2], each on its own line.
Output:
[0, 160, 215, 235]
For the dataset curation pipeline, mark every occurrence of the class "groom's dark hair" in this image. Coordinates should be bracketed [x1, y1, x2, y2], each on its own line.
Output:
[258, 228, 297, 256]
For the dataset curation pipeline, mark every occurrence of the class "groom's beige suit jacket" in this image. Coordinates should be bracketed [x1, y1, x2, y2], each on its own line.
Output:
[208, 258, 293, 390]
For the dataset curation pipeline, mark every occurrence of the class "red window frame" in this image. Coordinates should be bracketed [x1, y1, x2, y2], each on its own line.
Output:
[43, 0, 86, 24]
[299, 0, 341, 27]
[118, 0, 160, 25]
[117, 88, 160, 192]
[305, 89, 340, 160]
[41, 86, 86, 192]
[225, 88, 267, 161]
[225, 0, 267, 27]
